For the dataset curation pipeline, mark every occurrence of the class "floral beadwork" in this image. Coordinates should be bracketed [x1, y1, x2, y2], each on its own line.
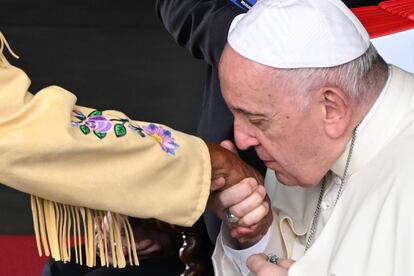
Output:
[142, 123, 180, 156]
[128, 123, 146, 138]
[72, 110, 113, 139]
[72, 110, 179, 155]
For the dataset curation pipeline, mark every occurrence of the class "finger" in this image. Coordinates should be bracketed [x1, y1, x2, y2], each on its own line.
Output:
[247, 254, 286, 275]
[136, 239, 154, 251]
[102, 212, 113, 232]
[228, 185, 266, 218]
[120, 236, 129, 255]
[217, 177, 258, 208]
[102, 216, 109, 232]
[231, 219, 273, 247]
[220, 140, 238, 154]
[247, 253, 271, 273]
[138, 243, 161, 256]
[230, 224, 260, 237]
[233, 224, 257, 234]
[230, 226, 254, 238]
[107, 255, 114, 265]
[211, 177, 226, 192]
[277, 259, 295, 270]
[230, 225, 269, 247]
[238, 201, 269, 227]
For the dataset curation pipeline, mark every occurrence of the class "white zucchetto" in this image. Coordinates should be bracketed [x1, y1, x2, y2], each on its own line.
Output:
[228, 0, 370, 68]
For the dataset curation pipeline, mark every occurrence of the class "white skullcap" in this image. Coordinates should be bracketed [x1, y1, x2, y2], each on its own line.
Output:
[228, 0, 370, 68]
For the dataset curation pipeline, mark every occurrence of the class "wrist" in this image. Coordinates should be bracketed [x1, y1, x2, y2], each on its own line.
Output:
[205, 141, 233, 180]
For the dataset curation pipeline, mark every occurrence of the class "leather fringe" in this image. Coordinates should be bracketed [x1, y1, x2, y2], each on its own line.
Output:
[31, 195, 139, 268]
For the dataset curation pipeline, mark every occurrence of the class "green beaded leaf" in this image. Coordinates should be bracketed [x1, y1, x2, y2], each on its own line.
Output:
[114, 124, 127, 138]
[73, 110, 87, 120]
[88, 110, 102, 117]
[75, 115, 86, 121]
[94, 131, 107, 139]
[137, 130, 146, 137]
[80, 125, 91, 135]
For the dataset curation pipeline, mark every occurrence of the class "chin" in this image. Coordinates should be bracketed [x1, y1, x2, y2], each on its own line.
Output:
[274, 172, 299, 186]
[275, 172, 318, 187]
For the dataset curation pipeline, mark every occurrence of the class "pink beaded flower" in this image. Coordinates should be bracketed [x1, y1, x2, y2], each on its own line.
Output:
[142, 123, 179, 156]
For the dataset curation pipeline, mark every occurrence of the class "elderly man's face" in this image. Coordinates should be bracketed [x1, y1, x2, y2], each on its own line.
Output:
[219, 46, 330, 187]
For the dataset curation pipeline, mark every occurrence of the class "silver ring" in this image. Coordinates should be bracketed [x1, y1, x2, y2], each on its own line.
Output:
[225, 208, 240, 225]
[266, 253, 279, 264]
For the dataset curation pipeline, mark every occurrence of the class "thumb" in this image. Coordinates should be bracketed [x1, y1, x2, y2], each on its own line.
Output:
[278, 259, 295, 270]
[210, 177, 226, 192]
[247, 254, 294, 274]
[220, 140, 239, 155]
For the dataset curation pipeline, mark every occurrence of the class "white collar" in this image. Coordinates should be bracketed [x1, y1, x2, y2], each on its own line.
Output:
[331, 65, 411, 177]
[356, 66, 391, 134]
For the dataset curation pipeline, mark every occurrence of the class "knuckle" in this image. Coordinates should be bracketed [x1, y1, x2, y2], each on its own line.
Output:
[256, 185, 266, 198]
[244, 177, 258, 190]
[242, 215, 254, 226]
[239, 196, 261, 216]
[216, 191, 225, 203]
[216, 191, 230, 206]
[262, 201, 269, 212]
[247, 177, 257, 185]
[242, 180, 254, 194]
[253, 191, 264, 204]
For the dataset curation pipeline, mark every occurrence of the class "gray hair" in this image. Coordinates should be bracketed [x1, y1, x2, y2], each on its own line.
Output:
[275, 44, 388, 106]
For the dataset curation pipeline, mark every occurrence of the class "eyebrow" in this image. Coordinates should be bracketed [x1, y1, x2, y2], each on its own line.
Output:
[233, 107, 268, 117]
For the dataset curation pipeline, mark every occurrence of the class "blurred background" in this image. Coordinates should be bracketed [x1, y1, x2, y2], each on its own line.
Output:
[0, 0, 205, 235]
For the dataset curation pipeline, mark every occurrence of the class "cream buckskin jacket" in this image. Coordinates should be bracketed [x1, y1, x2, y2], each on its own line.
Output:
[0, 34, 210, 267]
[213, 65, 414, 276]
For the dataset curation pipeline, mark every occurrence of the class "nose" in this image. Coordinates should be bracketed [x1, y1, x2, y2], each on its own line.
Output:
[234, 119, 259, 150]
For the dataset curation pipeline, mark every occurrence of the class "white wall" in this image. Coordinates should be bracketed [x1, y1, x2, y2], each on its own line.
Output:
[372, 29, 414, 73]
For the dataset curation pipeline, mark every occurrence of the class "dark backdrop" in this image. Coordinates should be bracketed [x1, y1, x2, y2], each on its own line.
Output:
[0, 0, 205, 234]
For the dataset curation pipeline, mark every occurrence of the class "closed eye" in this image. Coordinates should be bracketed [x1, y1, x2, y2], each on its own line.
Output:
[249, 118, 265, 125]
[248, 117, 271, 130]
[248, 112, 276, 130]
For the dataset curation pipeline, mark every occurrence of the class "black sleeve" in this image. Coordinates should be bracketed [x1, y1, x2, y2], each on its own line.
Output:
[155, 0, 243, 66]
[343, 0, 382, 8]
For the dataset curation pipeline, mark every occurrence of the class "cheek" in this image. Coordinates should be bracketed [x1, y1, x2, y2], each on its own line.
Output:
[256, 132, 285, 160]
[259, 126, 292, 150]
[257, 122, 310, 166]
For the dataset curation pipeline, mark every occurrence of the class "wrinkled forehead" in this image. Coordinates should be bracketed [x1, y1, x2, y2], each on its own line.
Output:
[219, 45, 277, 90]
[221, 45, 295, 91]
[219, 45, 289, 112]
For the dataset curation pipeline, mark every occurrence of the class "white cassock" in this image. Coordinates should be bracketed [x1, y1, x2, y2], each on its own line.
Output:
[213, 65, 414, 276]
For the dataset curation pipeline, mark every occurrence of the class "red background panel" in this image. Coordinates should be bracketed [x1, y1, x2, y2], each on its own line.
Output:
[0, 236, 48, 276]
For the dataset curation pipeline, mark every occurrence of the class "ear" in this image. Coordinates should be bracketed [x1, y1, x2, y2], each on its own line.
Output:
[319, 86, 351, 139]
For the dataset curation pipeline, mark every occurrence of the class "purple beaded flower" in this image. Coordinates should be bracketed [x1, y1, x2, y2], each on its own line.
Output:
[84, 116, 113, 132]
[142, 123, 179, 155]
[72, 110, 113, 139]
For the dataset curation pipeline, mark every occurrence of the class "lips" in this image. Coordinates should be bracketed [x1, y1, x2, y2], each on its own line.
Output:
[256, 152, 273, 164]
[263, 160, 276, 167]
[255, 148, 276, 167]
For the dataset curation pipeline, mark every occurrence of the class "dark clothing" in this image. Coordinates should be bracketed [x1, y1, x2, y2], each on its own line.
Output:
[43, 254, 184, 276]
[156, 0, 266, 175]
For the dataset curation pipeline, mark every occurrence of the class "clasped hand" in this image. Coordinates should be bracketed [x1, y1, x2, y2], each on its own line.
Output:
[207, 140, 273, 248]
